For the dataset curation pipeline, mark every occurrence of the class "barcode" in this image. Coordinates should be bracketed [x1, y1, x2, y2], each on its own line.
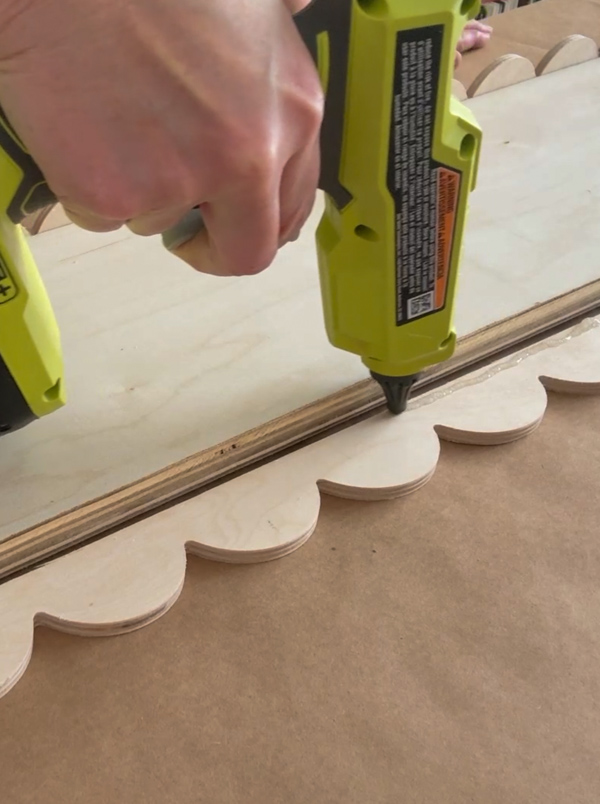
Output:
[408, 292, 434, 319]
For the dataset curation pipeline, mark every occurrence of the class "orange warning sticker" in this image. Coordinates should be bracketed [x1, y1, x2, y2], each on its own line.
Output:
[435, 167, 460, 310]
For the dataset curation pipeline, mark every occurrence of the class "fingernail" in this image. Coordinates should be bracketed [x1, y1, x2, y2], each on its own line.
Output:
[161, 208, 205, 252]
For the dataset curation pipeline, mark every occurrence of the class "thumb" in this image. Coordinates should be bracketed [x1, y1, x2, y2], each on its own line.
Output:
[162, 209, 226, 276]
[171, 228, 230, 277]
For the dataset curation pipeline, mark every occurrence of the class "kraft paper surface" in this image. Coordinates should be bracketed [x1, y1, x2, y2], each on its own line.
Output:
[1, 392, 600, 803]
[2, 2, 600, 800]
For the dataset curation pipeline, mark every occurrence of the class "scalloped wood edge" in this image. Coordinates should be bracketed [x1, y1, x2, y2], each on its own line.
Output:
[465, 33, 598, 97]
[3, 276, 600, 584]
[468, 52, 536, 97]
[5, 57, 600, 584]
[1, 317, 600, 699]
[536, 34, 599, 76]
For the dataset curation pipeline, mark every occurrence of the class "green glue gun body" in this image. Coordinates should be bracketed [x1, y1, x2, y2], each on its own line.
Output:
[0, 0, 482, 435]
[296, 0, 482, 412]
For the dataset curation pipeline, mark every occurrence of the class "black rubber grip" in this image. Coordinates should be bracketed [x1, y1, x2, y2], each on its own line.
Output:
[0, 350, 36, 435]
[0, 106, 56, 224]
[294, 0, 353, 209]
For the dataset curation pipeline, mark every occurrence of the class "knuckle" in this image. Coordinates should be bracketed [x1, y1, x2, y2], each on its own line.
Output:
[62, 207, 122, 233]
[231, 135, 278, 182]
[305, 89, 325, 129]
[296, 80, 325, 134]
[75, 184, 138, 222]
[70, 176, 184, 223]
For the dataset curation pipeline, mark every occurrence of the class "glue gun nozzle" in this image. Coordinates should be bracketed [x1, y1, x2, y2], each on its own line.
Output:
[370, 371, 419, 415]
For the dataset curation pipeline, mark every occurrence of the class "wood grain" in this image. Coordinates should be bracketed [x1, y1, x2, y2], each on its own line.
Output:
[1, 278, 600, 582]
[2, 314, 600, 702]
[2, 56, 600, 579]
[3, 60, 600, 548]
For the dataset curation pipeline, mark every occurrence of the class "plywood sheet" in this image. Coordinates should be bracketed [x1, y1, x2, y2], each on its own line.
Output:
[1, 391, 600, 803]
[2, 316, 599, 700]
[2, 60, 599, 547]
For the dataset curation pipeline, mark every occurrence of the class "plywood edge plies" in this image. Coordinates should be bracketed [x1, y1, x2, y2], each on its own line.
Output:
[1, 317, 600, 700]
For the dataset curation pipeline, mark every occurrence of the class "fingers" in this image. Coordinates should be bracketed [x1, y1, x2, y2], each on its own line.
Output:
[172, 179, 281, 276]
[455, 19, 492, 68]
[171, 95, 320, 274]
[281, 192, 316, 245]
[278, 130, 320, 245]
[63, 201, 203, 241]
[168, 149, 318, 272]
[170, 224, 224, 275]
[64, 155, 318, 275]
[464, 19, 493, 37]
[457, 20, 492, 54]
[126, 204, 198, 237]
[61, 204, 122, 233]
[170, 172, 318, 273]
[56, 0, 321, 278]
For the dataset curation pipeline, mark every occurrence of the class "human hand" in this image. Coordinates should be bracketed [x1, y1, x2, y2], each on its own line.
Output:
[0, 0, 323, 276]
[455, 19, 493, 69]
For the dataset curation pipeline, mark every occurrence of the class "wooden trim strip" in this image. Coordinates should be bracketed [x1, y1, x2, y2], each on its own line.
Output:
[1, 278, 600, 582]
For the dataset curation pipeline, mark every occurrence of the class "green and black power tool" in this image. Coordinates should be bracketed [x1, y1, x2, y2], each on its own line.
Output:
[0, 0, 481, 435]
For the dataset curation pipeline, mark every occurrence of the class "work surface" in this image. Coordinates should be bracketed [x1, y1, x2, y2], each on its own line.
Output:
[3, 4, 599, 798]
[1, 59, 600, 543]
[2, 392, 600, 803]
